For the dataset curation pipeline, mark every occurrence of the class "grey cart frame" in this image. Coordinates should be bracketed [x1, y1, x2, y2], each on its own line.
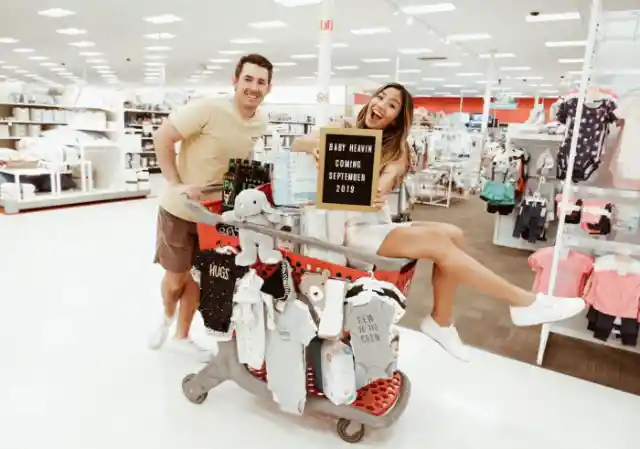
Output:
[181, 197, 414, 444]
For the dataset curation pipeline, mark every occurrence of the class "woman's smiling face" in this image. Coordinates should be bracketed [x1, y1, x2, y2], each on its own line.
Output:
[364, 87, 403, 130]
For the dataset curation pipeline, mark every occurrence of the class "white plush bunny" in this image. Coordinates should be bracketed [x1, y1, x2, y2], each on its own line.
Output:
[221, 189, 283, 266]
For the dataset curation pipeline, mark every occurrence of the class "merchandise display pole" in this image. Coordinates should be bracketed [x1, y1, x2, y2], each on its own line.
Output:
[480, 54, 496, 136]
[394, 55, 401, 82]
[536, 0, 602, 365]
[316, 0, 335, 127]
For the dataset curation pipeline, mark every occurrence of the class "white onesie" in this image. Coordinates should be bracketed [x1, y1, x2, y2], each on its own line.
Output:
[266, 300, 317, 415]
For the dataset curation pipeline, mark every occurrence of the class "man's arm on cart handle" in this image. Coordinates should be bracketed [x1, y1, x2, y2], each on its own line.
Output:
[155, 98, 213, 200]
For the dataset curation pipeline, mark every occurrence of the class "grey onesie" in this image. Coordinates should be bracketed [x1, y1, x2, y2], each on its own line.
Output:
[266, 300, 317, 415]
[344, 297, 396, 388]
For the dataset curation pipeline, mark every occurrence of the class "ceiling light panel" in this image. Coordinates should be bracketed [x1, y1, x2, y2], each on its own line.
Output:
[432, 62, 461, 67]
[400, 3, 455, 14]
[296, 76, 315, 79]
[145, 46, 172, 51]
[69, 41, 96, 48]
[350, 27, 391, 35]
[456, 72, 483, 76]
[513, 75, 544, 80]
[369, 74, 390, 78]
[273, 0, 322, 6]
[209, 58, 232, 63]
[335, 65, 359, 70]
[423, 77, 445, 81]
[14, 48, 35, 53]
[144, 14, 182, 24]
[398, 69, 421, 73]
[272, 62, 297, 67]
[205, 65, 222, 70]
[399, 48, 432, 55]
[418, 87, 435, 90]
[479, 53, 516, 59]
[79, 52, 102, 56]
[248, 20, 287, 29]
[57, 28, 87, 35]
[290, 54, 317, 59]
[0, 37, 19, 44]
[444, 84, 463, 87]
[559, 58, 584, 63]
[316, 42, 348, 48]
[28, 56, 48, 61]
[38, 8, 75, 18]
[86, 58, 107, 63]
[447, 33, 492, 41]
[230, 38, 263, 44]
[144, 33, 175, 40]
[526, 12, 580, 22]
[145, 62, 166, 66]
[500, 66, 531, 71]
[362, 58, 390, 63]
[545, 41, 586, 47]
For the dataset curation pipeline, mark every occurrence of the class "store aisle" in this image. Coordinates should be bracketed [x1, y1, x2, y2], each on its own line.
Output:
[0, 200, 638, 449]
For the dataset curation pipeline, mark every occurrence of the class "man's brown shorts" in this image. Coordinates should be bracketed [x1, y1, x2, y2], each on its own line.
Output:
[154, 207, 199, 273]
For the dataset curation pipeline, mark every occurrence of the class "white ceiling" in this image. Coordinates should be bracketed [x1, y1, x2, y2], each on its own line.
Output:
[0, 0, 639, 96]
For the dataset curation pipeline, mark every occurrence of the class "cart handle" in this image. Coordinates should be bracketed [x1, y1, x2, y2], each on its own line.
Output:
[182, 196, 413, 270]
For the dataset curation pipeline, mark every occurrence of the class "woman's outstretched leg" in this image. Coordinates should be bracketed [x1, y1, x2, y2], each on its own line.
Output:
[378, 226, 585, 326]
[410, 222, 471, 360]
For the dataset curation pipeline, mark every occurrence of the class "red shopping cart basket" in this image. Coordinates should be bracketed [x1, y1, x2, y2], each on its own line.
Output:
[196, 184, 416, 417]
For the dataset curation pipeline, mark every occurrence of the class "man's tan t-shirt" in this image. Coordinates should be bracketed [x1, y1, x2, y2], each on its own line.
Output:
[159, 96, 267, 221]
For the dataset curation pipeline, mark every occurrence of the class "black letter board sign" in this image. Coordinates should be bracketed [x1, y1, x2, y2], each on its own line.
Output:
[316, 127, 382, 212]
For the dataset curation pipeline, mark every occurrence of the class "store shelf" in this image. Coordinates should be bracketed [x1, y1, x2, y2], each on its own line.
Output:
[549, 311, 640, 355]
[509, 133, 564, 142]
[564, 234, 640, 256]
[0, 120, 68, 125]
[124, 108, 170, 115]
[0, 188, 150, 214]
[571, 185, 640, 201]
[0, 102, 112, 112]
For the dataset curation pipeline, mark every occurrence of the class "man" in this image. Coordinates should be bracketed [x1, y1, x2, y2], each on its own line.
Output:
[148, 54, 273, 360]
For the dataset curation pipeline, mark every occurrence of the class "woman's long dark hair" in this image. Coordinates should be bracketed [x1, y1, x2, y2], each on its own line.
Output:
[355, 82, 414, 174]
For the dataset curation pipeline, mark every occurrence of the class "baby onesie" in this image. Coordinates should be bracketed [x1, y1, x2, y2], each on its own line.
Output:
[584, 255, 640, 319]
[265, 300, 317, 415]
[556, 97, 618, 182]
[196, 248, 249, 338]
[528, 247, 594, 297]
[344, 297, 396, 388]
[232, 270, 275, 370]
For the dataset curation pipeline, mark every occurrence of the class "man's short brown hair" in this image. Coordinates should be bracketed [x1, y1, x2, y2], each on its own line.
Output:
[234, 54, 274, 83]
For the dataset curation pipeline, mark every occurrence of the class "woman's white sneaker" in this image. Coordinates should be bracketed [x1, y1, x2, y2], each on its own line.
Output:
[420, 316, 471, 362]
[510, 294, 585, 327]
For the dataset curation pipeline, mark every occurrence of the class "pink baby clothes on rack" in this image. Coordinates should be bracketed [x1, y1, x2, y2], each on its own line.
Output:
[528, 247, 594, 297]
[580, 201, 613, 235]
[584, 255, 640, 319]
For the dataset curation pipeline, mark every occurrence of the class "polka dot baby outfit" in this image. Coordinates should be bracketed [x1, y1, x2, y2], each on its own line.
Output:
[556, 97, 617, 183]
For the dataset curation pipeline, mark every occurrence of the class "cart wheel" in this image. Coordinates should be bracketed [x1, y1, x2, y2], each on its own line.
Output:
[336, 419, 365, 443]
[182, 373, 208, 405]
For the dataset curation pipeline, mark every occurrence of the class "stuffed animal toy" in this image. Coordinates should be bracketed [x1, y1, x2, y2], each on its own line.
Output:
[221, 189, 283, 266]
[299, 269, 331, 314]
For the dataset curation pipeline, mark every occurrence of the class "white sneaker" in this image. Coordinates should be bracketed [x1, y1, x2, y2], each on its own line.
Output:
[420, 316, 471, 362]
[166, 338, 214, 363]
[510, 293, 585, 327]
[148, 314, 175, 350]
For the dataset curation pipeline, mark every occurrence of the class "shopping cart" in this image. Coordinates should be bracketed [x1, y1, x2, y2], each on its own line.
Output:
[181, 188, 417, 443]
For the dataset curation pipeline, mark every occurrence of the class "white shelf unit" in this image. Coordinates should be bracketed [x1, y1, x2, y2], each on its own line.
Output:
[0, 99, 150, 214]
[537, 1, 640, 365]
[492, 129, 563, 251]
[123, 108, 171, 174]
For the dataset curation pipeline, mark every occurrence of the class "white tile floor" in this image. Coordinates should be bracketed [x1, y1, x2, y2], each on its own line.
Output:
[1, 199, 639, 448]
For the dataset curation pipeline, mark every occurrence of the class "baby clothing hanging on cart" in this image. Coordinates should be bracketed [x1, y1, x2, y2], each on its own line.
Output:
[266, 299, 318, 415]
[232, 269, 276, 370]
[344, 295, 397, 388]
[196, 247, 249, 338]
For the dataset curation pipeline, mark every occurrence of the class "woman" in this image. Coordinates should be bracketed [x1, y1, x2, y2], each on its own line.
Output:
[293, 83, 585, 361]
